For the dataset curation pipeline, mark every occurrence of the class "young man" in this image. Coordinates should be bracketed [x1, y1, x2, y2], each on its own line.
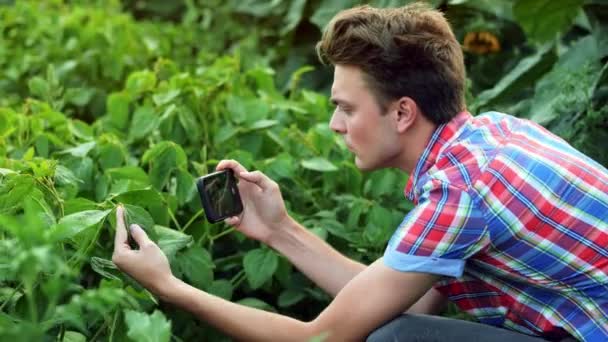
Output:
[112, 4, 608, 341]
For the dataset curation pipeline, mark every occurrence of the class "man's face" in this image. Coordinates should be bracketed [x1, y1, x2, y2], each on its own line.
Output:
[329, 65, 401, 171]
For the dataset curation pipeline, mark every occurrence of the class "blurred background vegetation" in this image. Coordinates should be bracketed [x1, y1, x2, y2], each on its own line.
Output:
[0, 0, 606, 341]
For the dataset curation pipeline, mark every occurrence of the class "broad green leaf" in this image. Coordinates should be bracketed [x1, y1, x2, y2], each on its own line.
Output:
[152, 89, 180, 106]
[513, 0, 584, 43]
[98, 142, 125, 170]
[123, 204, 155, 233]
[28, 76, 49, 98]
[126, 70, 157, 96]
[264, 153, 296, 180]
[64, 197, 98, 215]
[177, 246, 214, 289]
[149, 147, 175, 190]
[248, 119, 278, 130]
[281, 0, 307, 34]
[301, 157, 338, 172]
[54, 165, 82, 187]
[60, 141, 96, 158]
[113, 189, 165, 208]
[129, 105, 159, 141]
[177, 106, 200, 143]
[64, 87, 95, 106]
[473, 43, 556, 111]
[62, 331, 87, 342]
[236, 298, 276, 312]
[310, 0, 358, 30]
[243, 248, 278, 289]
[154, 225, 193, 259]
[175, 168, 196, 205]
[208, 279, 233, 300]
[142, 141, 173, 164]
[107, 166, 150, 185]
[233, 0, 282, 17]
[278, 288, 306, 308]
[90, 257, 122, 281]
[214, 124, 241, 144]
[53, 210, 111, 242]
[364, 206, 394, 246]
[107, 92, 131, 130]
[124, 309, 172, 342]
[530, 36, 602, 124]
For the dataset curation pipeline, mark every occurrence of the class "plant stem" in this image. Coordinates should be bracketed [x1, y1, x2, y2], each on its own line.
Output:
[167, 207, 182, 231]
[180, 208, 204, 232]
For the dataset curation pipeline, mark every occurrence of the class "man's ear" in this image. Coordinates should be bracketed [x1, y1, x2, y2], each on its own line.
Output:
[394, 97, 418, 133]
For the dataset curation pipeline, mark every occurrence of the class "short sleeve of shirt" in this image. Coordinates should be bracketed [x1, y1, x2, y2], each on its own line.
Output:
[384, 181, 488, 278]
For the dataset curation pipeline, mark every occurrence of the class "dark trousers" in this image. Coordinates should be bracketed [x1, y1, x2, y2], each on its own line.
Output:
[366, 314, 577, 342]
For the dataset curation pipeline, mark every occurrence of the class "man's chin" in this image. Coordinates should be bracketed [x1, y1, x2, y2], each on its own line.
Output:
[354, 157, 378, 172]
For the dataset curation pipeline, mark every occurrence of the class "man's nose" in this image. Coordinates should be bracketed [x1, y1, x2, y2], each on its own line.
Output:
[329, 111, 345, 134]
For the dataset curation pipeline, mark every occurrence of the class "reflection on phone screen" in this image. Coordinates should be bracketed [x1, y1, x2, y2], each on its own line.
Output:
[204, 171, 238, 218]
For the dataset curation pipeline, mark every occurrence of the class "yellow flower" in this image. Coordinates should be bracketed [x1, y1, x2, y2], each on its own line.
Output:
[463, 31, 501, 54]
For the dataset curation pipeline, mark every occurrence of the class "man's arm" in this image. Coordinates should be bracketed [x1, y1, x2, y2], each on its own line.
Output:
[113, 206, 442, 341]
[160, 258, 438, 341]
[267, 215, 366, 297]
[268, 215, 447, 314]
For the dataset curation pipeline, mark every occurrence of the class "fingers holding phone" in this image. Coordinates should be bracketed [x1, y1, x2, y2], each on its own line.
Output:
[201, 160, 290, 244]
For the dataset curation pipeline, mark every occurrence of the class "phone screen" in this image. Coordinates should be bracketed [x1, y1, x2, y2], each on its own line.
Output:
[197, 170, 243, 223]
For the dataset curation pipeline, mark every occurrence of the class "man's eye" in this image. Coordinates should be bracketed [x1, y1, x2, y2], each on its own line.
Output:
[339, 106, 352, 115]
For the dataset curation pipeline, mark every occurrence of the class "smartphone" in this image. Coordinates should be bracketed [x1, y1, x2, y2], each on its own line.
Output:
[196, 169, 243, 223]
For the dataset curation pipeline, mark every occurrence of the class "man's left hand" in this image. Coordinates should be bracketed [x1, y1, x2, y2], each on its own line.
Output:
[112, 205, 175, 299]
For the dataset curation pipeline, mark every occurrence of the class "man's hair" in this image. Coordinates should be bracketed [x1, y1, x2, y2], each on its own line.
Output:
[316, 3, 466, 125]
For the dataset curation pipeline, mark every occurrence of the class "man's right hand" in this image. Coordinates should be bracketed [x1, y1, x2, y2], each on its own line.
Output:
[215, 159, 291, 244]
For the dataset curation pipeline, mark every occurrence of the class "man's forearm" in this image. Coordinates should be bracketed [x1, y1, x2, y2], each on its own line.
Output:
[162, 276, 320, 342]
[268, 216, 365, 297]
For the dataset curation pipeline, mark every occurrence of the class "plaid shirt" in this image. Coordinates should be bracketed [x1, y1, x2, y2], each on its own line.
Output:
[384, 111, 608, 341]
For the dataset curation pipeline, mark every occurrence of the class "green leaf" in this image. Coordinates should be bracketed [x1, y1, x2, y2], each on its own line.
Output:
[248, 119, 278, 130]
[513, 0, 584, 43]
[90, 257, 122, 281]
[175, 168, 196, 205]
[150, 148, 176, 190]
[62, 331, 87, 342]
[60, 141, 97, 158]
[98, 142, 125, 170]
[243, 248, 278, 289]
[107, 92, 131, 130]
[529, 36, 602, 124]
[310, 0, 358, 30]
[107, 166, 150, 185]
[52, 210, 111, 242]
[64, 87, 95, 106]
[126, 70, 157, 96]
[153, 225, 193, 259]
[177, 107, 200, 143]
[472, 43, 556, 111]
[282, 0, 307, 35]
[208, 279, 233, 300]
[129, 105, 159, 141]
[177, 246, 214, 289]
[236, 298, 276, 312]
[64, 198, 98, 215]
[124, 309, 172, 342]
[301, 157, 338, 172]
[364, 205, 394, 246]
[123, 204, 155, 233]
[28, 76, 49, 98]
[278, 288, 306, 308]
[152, 89, 180, 106]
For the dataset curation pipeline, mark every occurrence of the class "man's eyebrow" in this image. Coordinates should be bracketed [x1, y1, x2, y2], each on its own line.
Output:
[330, 98, 353, 107]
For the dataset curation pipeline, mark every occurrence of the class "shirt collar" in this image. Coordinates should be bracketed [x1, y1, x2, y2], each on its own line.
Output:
[404, 111, 472, 201]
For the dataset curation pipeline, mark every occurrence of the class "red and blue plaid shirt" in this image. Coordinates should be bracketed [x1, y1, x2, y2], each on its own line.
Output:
[384, 111, 608, 341]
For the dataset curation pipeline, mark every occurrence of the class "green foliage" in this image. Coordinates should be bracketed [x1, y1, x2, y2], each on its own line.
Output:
[0, 0, 606, 341]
